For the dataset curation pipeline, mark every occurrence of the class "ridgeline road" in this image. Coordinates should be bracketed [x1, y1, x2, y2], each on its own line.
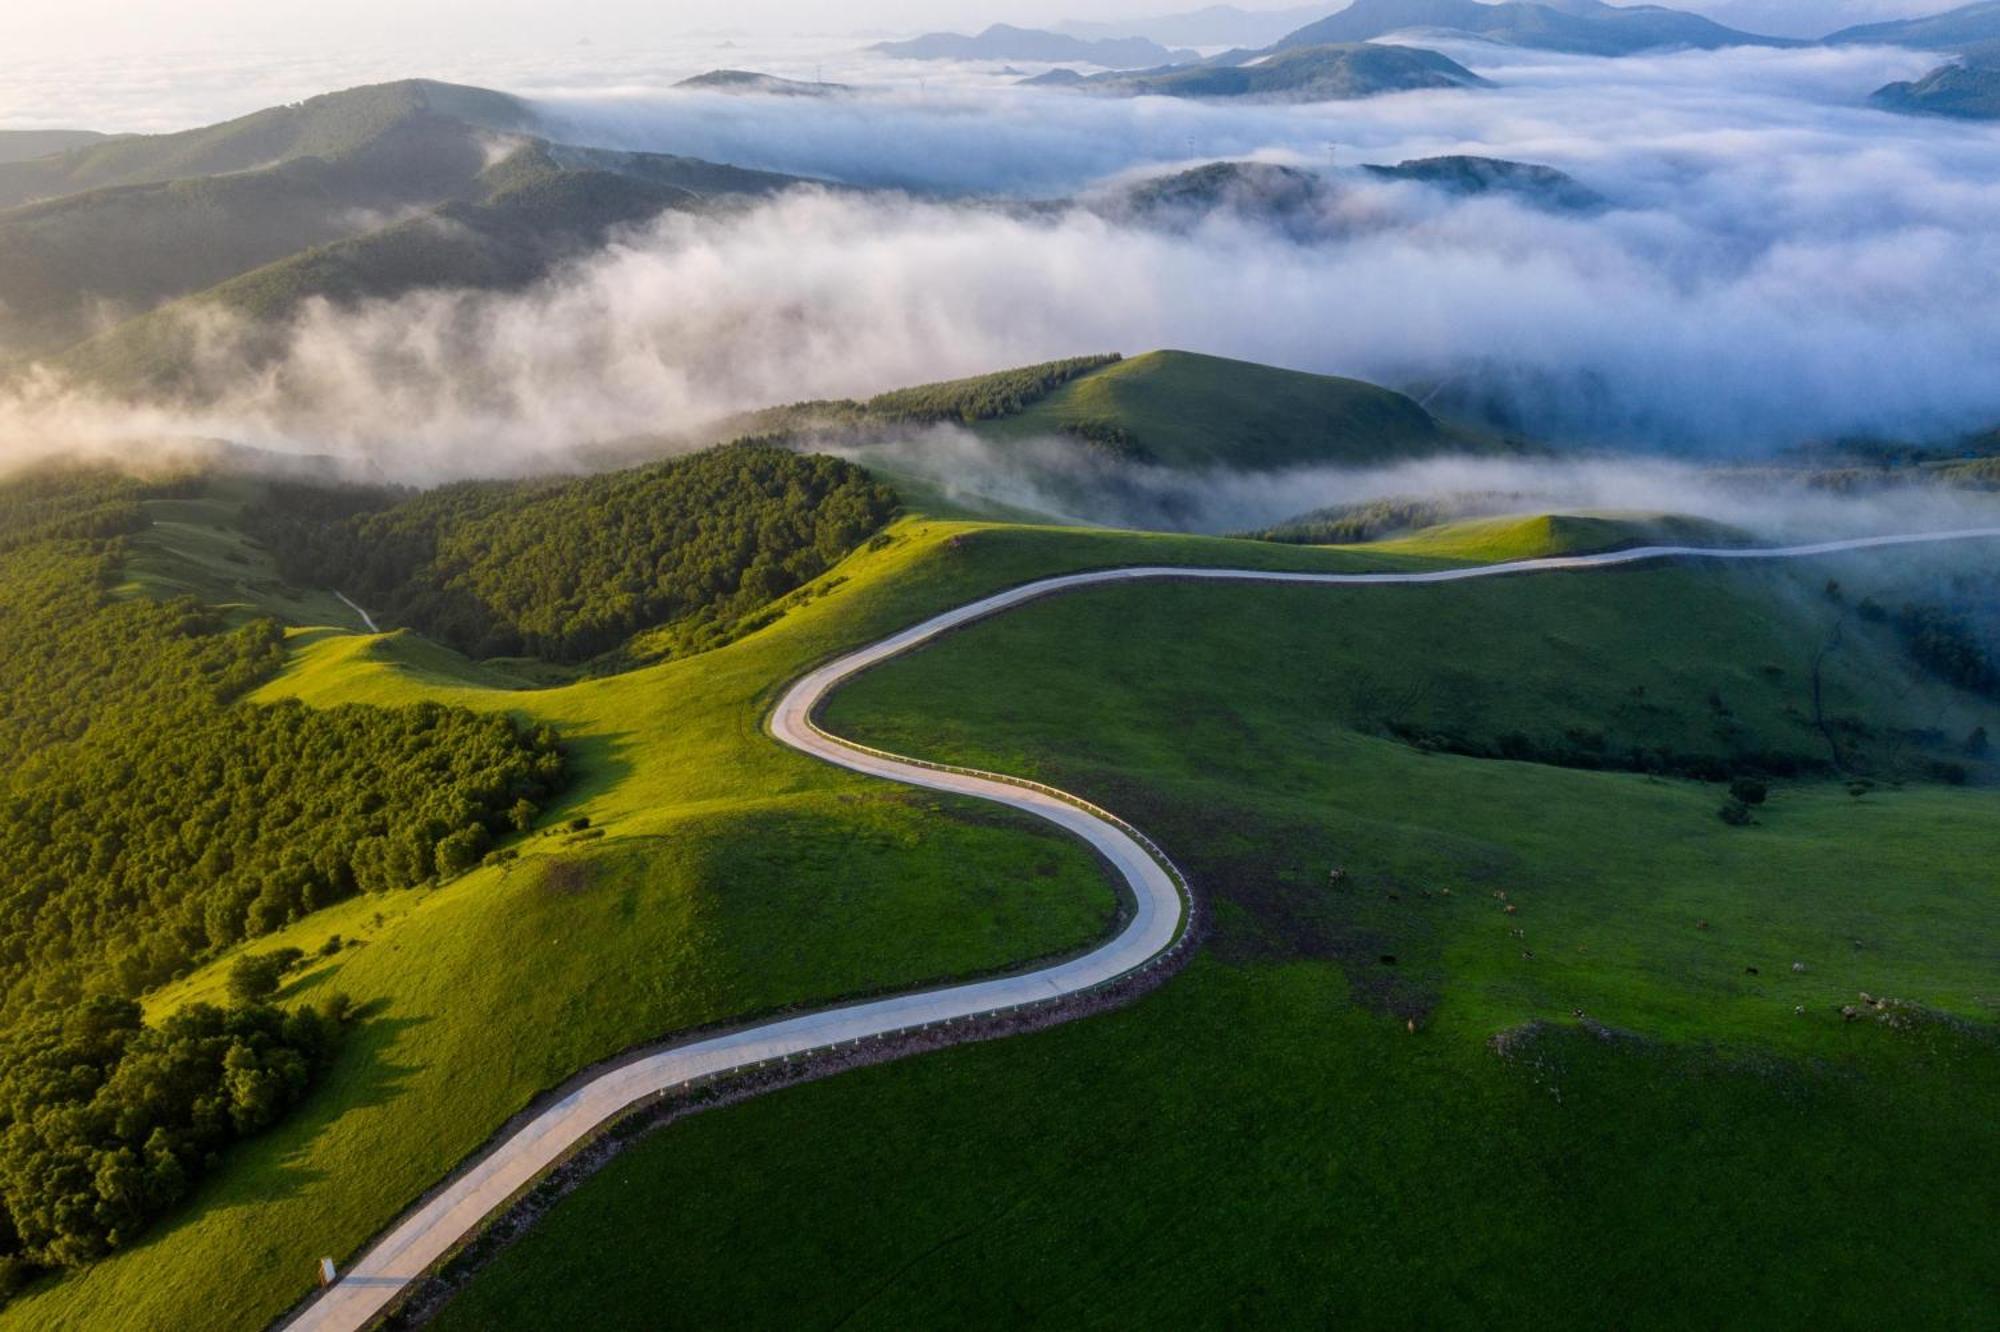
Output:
[285, 528, 2000, 1332]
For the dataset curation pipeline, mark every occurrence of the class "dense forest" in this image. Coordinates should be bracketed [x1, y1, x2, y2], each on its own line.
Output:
[0, 465, 151, 554]
[0, 994, 348, 1283]
[0, 522, 564, 1016]
[247, 443, 899, 663]
[0, 465, 569, 1281]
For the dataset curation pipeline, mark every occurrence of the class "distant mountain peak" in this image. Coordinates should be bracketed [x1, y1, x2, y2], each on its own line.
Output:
[1273, 0, 1796, 56]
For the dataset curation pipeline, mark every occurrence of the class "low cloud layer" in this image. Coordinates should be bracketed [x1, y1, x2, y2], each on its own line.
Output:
[842, 429, 2000, 538]
[2, 43, 1999, 486]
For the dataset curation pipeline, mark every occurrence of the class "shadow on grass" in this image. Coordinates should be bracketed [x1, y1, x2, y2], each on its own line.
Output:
[90, 1003, 431, 1277]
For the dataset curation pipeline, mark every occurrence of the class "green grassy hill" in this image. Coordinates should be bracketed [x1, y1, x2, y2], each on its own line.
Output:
[7, 454, 1997, 1328]
[433, 535, 2000, 1330]
[1350, 511, 1750, 561]
[0, 481, 1437, 1330]
[973, 349, 1487, 470]
[1277, 0, 1796, 56]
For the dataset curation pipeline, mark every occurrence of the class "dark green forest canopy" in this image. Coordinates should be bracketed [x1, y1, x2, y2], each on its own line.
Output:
[0, 994, 348, 1283]
[0, 469, 567, 1021]
[247, 443, 900, 663]
[0, 464, 151, 554]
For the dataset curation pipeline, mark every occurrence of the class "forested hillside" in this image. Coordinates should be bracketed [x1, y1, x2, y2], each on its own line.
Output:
[248, 444, 900, 663]
[0, 996, 346, 1286]
[0, 465, 569, 1289]
[742, 354, 1122, 437]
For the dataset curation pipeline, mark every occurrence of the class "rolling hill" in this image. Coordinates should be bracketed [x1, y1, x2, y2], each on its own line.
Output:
[1344, 510, 1750, 560]
[1871, 54, 2000, 118]
[0, 82, 528, 357]
[0, 80, 533, 210]
[4, 445, 1996, 1329]
[1057, 41, 1489, 100]
[970, 350, 1480, 470]
[1273, 0, 1797, 55]
[9, 91, 805, 389]
[1084, 156, 1598, 240]
[1364, 153, 1605, 209]
[675, 69, 853, 96]
[748, 350, 1498, 478]
[1827, 1, 2000, 51]
[0, 130, 112, 166]
[430, 522, 2000, 1331]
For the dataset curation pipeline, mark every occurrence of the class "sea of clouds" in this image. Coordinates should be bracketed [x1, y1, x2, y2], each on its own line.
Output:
[1, 34, 1998, 499]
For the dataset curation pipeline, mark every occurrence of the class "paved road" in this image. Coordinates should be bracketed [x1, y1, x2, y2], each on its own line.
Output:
[334, 591, 380, 634]
[283, 527, 2000, 1331]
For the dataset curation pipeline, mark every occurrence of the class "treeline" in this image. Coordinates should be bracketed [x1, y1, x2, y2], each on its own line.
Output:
[1248, 490, 1545, 545]
[741, 354, 1122, 438]
[0, 465, 148, 555]
[1384, 719, 1822, 783]
[865, 354, 1120, 423]
[0, 994, 348, 1282]
[247, 443, 898, 663]
[1250, 496, 1466, 545]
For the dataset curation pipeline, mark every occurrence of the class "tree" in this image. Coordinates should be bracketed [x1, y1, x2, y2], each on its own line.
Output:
[1728, 778, 1769, 807]
[225, 950, 298, 1006]
[1969, 726, 1991, 759]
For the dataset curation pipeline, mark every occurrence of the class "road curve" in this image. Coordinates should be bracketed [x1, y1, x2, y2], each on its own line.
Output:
[284, 527, 2000, 1331]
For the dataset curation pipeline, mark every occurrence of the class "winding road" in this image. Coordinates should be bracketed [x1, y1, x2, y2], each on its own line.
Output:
[284, 528, 2000, 1331]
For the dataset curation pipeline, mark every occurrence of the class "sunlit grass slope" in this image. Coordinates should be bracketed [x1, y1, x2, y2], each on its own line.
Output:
[976, 349, 1503, 469]
[1358, 511, 1749, 562]
[6, 513, 1428, 1332]
[436, 542, 2000, 1329]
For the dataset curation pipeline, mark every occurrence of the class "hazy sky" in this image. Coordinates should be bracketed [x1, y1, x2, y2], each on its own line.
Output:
[0, 0, 1957, 52]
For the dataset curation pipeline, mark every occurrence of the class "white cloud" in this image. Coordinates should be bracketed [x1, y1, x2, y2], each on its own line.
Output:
[2, 41, 1997, 480]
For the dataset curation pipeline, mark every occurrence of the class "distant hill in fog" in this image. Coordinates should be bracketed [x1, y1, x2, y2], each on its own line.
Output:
[872, 24, 1199, 67]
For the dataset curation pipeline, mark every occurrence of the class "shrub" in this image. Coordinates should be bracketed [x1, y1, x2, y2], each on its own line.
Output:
[225, 949, 300, 1006]
[1728, 778, 1769, 807]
